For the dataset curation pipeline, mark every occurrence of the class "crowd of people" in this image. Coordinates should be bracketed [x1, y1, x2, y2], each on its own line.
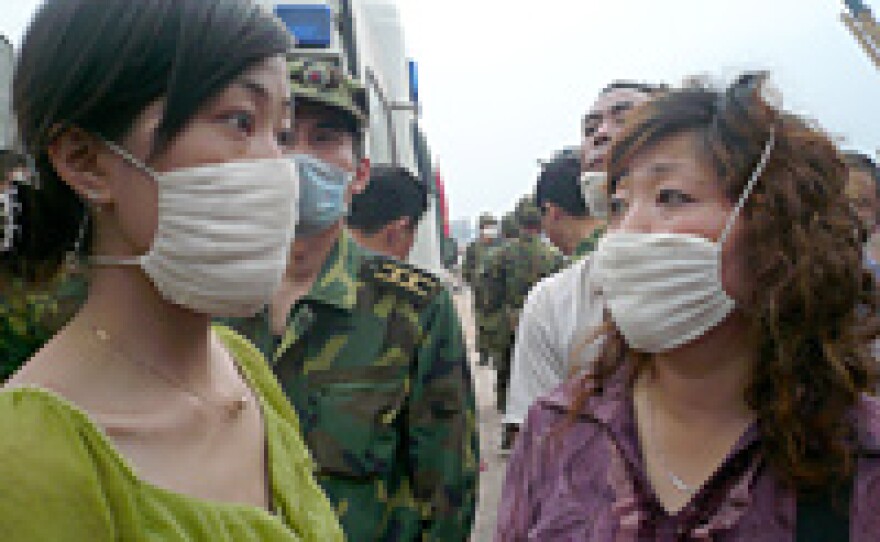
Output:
[1, 0, 880, 541]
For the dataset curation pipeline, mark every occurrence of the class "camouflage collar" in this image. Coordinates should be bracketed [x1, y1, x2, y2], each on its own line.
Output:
[572, 226, 606, 260]
[302, 231, 363, 312]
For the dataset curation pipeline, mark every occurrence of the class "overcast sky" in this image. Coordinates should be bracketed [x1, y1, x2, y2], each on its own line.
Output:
[3, 1, 879, 222]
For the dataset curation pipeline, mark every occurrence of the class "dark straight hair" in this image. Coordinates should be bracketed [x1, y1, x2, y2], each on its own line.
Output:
[6, 0, 292, 284]
[535, 153, 587, 218]
[346, 165, 429, 234]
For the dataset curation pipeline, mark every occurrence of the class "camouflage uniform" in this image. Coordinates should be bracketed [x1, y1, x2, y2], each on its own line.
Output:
[226, 232, 478, 541]
[483, 205, 563, 413]
[225, 53, 478, 541]
[462, 214, 500, 365]
[570, 226, 606, 262]
[476, 213, 520, 370]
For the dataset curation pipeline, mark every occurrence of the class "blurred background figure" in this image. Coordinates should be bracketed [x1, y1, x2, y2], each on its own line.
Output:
[463, 213, 501, 366]
[1, 147, 86, 382]
[346, 164, 429, 261]
[843, 151, 880, 275]
[482, 199, 563, 451]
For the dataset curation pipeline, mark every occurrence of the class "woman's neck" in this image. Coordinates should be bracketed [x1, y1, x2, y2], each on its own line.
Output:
[77, 266, 213, 387]
[646, 313, 756, 425]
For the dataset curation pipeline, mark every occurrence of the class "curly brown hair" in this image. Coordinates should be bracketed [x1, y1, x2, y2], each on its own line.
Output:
[569, 72, 880, 491]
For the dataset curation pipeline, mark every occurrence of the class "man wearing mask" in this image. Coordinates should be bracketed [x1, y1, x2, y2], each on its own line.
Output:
[346, 164, 429, 261]
[227, 53, 478, 542]
[536, 150, 605, 261]
[462, 213, 500, 366]
[503, 81, 664, 442]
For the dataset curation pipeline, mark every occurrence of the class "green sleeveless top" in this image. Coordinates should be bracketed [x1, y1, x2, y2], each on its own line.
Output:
[0, 326, 344, 541]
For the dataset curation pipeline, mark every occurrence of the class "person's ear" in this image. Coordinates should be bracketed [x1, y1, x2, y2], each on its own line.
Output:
[46, 126, 114, 206]
[350, 158, 371, 196]
[381, 216, 404, 243]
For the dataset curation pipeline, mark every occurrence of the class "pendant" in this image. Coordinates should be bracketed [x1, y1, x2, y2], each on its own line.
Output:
[669, 472, 693, 494]
[226, 395, 249, 418]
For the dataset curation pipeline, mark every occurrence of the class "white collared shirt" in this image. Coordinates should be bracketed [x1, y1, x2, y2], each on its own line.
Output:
[503, 256, 606, 425]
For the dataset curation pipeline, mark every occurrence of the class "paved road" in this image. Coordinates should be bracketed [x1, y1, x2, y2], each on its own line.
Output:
[451, 285, 506, 542]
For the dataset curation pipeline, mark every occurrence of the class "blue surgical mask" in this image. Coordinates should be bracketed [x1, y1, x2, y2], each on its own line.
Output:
[292, 154, 352, 237]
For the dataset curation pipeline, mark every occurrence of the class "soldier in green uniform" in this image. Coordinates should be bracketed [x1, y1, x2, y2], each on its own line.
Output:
[462, 213, 500, 366]
[483, 200, 563, 450]
[223, 52, 478, 541]
[478, 212, 519, 373]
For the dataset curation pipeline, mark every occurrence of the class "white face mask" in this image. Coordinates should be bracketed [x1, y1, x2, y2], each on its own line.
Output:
[93, 141, 299, 317]
[580, 171, 609, 219]
[482, 226, 499, 239]
[10, 170, 29, 184]
[592, 132, 775, 353]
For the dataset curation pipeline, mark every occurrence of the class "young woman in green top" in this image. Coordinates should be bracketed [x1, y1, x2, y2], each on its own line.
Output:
[0, 0, 343, 540]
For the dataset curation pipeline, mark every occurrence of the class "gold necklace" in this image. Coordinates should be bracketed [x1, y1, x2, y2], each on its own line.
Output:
[89, 325, 250, 419]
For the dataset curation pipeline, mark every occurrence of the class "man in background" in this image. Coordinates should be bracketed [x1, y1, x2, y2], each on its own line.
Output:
[227, 52, 478, 541]
[504, 81, 664, 445]
[346, 164, 428, 261]
[462, 214, 501, 366]
[483, 200, 563, 450]
[844, 151, 880, 274]
[536, 150, 605, 261]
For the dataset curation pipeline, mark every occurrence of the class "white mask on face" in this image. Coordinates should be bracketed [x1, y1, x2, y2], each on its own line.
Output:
[580, 171, 609, 219]
[592, 132, 775, 353]
[93, 141, 299, 317]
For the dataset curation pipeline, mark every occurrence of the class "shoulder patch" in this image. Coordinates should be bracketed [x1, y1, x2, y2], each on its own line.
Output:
[361, 257, 442, 307]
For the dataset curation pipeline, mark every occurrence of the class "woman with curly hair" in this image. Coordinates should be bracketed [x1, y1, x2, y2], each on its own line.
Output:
[494, 73, 880, 541]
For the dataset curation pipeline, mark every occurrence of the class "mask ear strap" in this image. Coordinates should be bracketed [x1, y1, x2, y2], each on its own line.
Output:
[101, 138, 157, 178]
[719, 129, 776, 245]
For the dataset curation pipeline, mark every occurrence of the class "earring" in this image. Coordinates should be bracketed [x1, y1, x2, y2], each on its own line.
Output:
[85, 191, 106, 212]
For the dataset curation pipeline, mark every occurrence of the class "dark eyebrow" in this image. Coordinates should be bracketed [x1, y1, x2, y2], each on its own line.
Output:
[583, 113, 601, 125]
[610, 101, 635, 115]
[646, 161, 679, 176]
[234, 78, 293, 110]
[584, 102, 635, 127]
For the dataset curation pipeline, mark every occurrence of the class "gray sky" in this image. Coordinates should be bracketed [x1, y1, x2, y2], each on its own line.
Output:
[396, 0, 880, 221]
[3, 0, 879, 221]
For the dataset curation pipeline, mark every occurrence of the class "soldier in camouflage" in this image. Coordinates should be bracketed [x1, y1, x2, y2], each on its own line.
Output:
[461, 213, 500, 366]
[477, 212, 519, 372]
[483, 200, 563, 450]
[223, 52, 478, 541]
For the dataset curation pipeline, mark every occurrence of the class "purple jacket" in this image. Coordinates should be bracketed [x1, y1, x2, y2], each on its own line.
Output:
[495, 379, 880, 541]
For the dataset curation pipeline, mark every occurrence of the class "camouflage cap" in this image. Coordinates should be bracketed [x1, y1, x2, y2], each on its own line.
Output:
[515, 198, 542, 230]
[478, 213, 498, 228]
[501, 213, 520, 239]
[288, 51, 368, 127]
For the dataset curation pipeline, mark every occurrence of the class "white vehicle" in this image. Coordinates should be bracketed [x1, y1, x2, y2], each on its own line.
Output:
[0, 34, 13, 151]
[261, 0, 450, 276]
